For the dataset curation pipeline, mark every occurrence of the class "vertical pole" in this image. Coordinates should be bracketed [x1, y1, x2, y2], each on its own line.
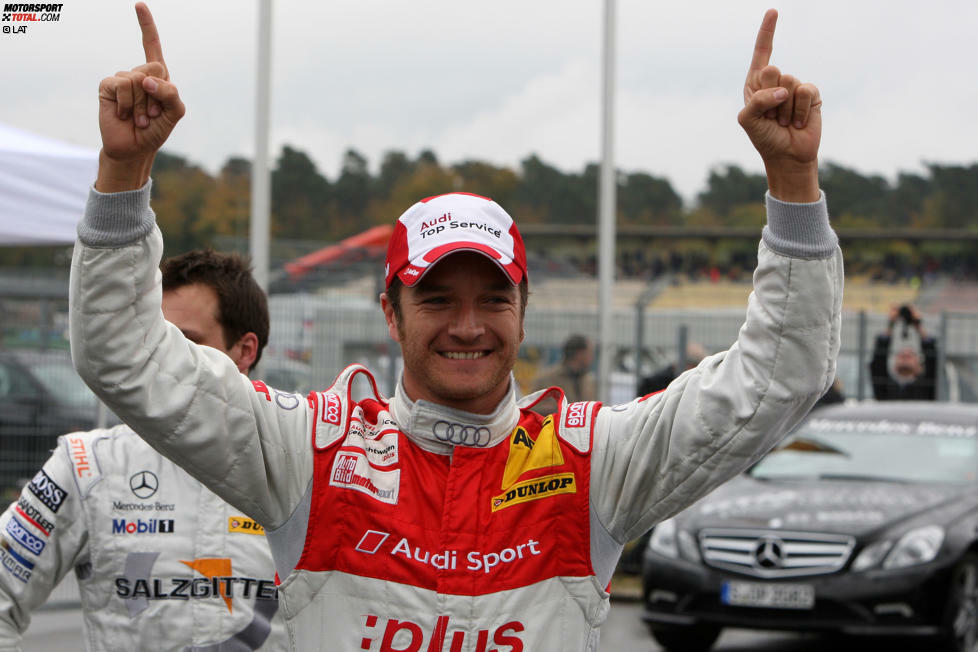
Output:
[936, 311, 948, 401]
[634, 302, 644, 393]
[597, 0, 617, 402]
[251, 0, 273, 292]
[856, 310, 867, 401]
[677, 323, 689, 374]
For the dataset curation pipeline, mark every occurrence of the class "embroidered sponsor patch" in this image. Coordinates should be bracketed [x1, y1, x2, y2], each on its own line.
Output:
[322, 392, 342, 425]
[564, 401, 589, 428]
[228, 516, 265, 535]
[66, 435, 94, 478]
[5, 517, 45, 556]
[27, 469, 66, 513]
[16, 497, 54, 536]
[0, 541, 33, 582]
[328, 452, 400, 505]
[491, 472, 576, 512]
[501, 417, 564, 490]
[111, 518, 175, 534]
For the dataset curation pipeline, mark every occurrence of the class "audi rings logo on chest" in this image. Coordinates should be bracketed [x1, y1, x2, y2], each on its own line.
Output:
[432, 421, 491, 447]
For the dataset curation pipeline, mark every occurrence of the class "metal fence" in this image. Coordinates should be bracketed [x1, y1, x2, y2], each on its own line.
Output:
[2, 270, 977, 495]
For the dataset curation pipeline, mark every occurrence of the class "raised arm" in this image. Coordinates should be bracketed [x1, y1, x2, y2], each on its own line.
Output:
[588, 9, 842, 553]
[71, 3, 311, 530]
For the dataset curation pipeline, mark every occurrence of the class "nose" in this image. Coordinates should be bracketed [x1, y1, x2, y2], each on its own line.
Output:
[447, 303, 485, 341]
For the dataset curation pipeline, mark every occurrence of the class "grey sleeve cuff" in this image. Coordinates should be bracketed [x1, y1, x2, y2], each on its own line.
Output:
[76, 180, 156, 247]
[761, 190, 839, 259]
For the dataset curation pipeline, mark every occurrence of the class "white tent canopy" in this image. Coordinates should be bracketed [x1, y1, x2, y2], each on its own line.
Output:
[0, 123, 98, 246]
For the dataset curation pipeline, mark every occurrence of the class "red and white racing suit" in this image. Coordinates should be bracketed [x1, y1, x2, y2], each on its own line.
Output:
[0, 426, 287, 651]
[69, 183, 842, 651]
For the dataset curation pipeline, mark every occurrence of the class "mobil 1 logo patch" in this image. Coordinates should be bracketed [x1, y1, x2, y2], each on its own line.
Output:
[27, 469, 67, 513]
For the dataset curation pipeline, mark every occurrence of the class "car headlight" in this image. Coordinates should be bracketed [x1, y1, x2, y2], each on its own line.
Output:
[883, 525, 944, 569]
[852, 540, 892, 571]
[852, 525, 944, 572]
[649, 518, 679, 558]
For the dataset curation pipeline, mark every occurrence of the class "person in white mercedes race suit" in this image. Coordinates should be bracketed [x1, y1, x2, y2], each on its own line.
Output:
[0, 250, 288, 651]
[69, 4, 842, 651]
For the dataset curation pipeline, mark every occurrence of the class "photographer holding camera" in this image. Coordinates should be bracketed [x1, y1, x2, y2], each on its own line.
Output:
[869, 304, 938, 401]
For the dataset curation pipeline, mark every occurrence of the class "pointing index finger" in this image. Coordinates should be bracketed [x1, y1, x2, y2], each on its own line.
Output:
[748, 8, 778, 73]
[135, 2, 165, 65]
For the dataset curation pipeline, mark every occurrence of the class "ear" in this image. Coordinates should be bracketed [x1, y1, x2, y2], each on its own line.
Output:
[232, 332, 260, 374]
[380, 293, 401, 343]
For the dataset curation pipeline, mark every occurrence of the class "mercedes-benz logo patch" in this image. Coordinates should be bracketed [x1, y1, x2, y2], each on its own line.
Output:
[129, 470, 159, 499]
[753, 536, 785, 569]
[432, 420, 492, 447]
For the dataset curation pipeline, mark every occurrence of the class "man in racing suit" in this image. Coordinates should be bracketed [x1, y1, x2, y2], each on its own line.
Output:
[69, 5, 841, 651]
[0, 250, 287, 651]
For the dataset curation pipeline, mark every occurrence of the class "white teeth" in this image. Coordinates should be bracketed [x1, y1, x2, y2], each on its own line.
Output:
[443, 351, 486, 360]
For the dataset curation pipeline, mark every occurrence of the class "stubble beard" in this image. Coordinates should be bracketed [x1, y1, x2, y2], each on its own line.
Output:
[397, 323, 516, 409]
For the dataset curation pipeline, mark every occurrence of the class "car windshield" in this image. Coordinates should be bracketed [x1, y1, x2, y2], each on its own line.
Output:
[29, 360, 98, 409]
[751, 417, 978, 485]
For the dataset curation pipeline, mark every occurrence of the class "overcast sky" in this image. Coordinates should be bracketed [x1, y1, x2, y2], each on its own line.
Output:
[2, 0, 976, 205]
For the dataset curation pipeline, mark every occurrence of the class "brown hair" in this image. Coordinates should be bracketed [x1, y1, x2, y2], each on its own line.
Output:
[160, 250, 269, 372]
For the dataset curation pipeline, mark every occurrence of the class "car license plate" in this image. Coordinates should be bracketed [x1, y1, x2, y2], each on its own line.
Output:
[721, 581, 815, 609]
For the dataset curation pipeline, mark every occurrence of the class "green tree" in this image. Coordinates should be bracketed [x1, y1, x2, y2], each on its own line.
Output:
[376, 151, 415, 199]
[333, 149, 372, 236]
[151, 150, 216, 252]
[697, 165, 768, 217]
[819, 162, 889, 220]
[271, 145, 331, 240]
[619, 172, 683, 225]
[926, 163, 978, 229]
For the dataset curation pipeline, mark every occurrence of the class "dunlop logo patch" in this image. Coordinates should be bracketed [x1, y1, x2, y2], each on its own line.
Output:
[491, 473, 576, 512]
[228, 516, 265, 535]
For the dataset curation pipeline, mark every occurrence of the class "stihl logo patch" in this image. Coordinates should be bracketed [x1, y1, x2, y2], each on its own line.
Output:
[491, 473, 576, 512]
[360, 613, 525, 651]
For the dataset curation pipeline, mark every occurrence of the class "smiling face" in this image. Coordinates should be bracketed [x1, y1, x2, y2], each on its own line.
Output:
[381, 252, 524, 415]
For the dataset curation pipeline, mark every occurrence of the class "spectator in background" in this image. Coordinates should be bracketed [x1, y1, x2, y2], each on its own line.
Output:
[639, 342, 707, 395]
[530, 334, 597, 413]
[870, 304, 938, 401]
[0, 250, 286, 651]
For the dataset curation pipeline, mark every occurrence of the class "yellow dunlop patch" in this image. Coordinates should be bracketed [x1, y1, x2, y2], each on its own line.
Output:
[491, 472, 576, 512]
[228, 516, 265, 535]
[500, 417, 565, 490]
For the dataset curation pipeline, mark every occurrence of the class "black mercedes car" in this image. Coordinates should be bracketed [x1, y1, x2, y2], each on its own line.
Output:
[0, 349, 110, 489]
[641, 402, 978, 652]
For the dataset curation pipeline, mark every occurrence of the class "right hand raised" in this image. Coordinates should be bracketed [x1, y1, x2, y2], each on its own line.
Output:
[96, 2, 184, 191]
